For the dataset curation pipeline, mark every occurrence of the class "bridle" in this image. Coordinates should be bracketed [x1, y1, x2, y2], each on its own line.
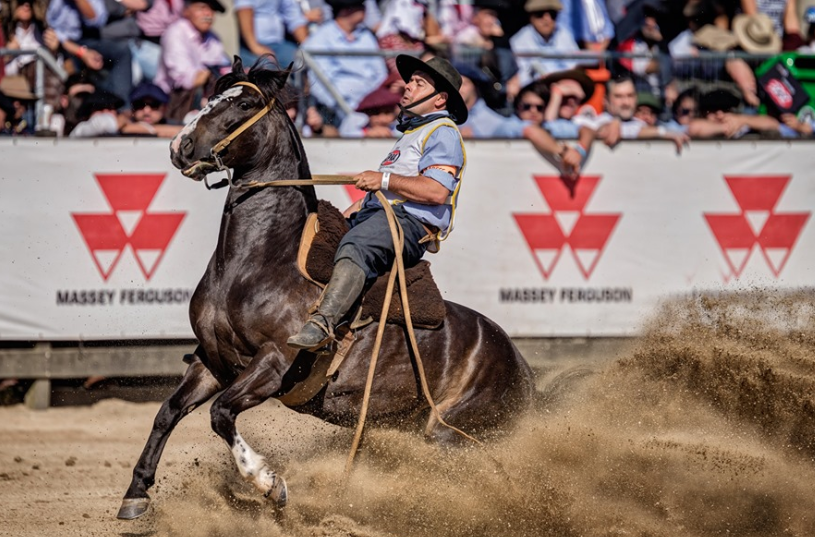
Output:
[204, 80, 278, 190]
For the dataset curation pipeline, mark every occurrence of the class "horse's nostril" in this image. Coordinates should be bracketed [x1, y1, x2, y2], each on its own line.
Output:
[180, 136, 194, 158]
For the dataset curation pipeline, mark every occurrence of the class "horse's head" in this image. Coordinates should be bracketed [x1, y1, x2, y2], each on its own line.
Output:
[170, 56, 294, 181]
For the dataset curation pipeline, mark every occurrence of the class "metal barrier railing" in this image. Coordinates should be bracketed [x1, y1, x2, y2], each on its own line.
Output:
[0, 46, 803, 135]
[0, 48, 67, 131]
[297, 48, 785, 118]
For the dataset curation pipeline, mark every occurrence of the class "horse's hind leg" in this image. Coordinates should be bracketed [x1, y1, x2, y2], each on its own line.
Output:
[209, 346, 290, 507]
[117, 350, 221, 520]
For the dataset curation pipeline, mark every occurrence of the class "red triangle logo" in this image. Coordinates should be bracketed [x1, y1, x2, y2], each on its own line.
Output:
[705, 175, 809, 280]
[725, 175, 789, 211]
[568, 214, 620, 279]
[72, 174, 185, 281]
[514, 175, 619, 280]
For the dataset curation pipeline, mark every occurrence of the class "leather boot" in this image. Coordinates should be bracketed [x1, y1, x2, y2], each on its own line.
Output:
[287, 259, 367, 350]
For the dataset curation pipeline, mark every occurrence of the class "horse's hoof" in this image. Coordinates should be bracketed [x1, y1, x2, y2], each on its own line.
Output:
[264, 475, 288, 508]
[116, 497, 150, 520]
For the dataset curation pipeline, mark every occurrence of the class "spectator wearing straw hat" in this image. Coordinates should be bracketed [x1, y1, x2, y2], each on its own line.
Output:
[0, 73, 37, 134]
[732, 12, 783, 53]
[668, 4, 761, 107]
[508, 0, 581, 95]
[738, 0, 803, 49]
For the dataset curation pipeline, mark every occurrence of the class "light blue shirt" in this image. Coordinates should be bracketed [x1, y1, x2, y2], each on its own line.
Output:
[364, 113, 465, 230]
[47, 0, 108, 42]
[544, 118, 580, 138]
[510, 23, 580, 87]
[461, 99, 528, 138]
[559, 0, 614, 44]
[317, 0, 381, 30]
[663, 119, 689, 134]
[234, 0, 307, 45]
[302, 20, 387, 111]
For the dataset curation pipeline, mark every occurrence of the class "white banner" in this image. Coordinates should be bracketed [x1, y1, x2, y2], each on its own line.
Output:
[1, 138, 812, 339]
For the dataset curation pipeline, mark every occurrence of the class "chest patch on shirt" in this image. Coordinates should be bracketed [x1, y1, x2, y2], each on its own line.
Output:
[381, 150, 401, 166]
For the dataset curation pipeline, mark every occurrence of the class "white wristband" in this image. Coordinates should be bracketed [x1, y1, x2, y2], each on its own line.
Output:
[657, 126, 667, 137]
[381, 171, 391, 191]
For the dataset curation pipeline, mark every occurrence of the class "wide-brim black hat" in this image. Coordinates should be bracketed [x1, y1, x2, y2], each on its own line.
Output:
[700, 89, 741, 114]
[396, 54, 468, 125]
[325, 0, 365, 9]
[77, 90, 125, 120]
[184, 0, 225, 13]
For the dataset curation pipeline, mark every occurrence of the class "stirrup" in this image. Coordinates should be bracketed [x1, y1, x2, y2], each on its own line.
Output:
[287, 316, 334, 351]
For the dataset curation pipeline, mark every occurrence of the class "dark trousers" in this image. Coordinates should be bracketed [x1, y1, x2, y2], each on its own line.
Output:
[79, 38, 133, 105]
[335, 204, 428, 282]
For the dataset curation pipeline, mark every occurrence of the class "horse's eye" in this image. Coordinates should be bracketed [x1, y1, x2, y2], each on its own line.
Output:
[239, 101, 253, 111]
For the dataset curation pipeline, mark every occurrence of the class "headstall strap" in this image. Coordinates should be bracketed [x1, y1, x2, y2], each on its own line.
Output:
[206, 81, 277, 189]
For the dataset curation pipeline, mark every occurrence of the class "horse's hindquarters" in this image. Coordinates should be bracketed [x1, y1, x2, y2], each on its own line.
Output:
[309, 302, 535, 439]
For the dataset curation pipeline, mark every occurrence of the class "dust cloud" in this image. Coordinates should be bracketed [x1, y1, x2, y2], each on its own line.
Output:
[145, 290, 815, 537]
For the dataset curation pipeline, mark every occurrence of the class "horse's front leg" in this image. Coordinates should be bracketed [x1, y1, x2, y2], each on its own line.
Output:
[209, 344, 291, 507]
[117, 349, 221, 519]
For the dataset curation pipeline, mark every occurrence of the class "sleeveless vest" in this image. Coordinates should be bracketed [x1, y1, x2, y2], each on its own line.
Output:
[364, 116, 466, 240]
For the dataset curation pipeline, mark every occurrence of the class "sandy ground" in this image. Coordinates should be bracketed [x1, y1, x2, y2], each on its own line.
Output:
[3, 290, 815, 537]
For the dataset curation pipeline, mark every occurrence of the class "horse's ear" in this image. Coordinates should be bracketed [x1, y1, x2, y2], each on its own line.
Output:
[232, 55, 244, 75]
[283, 62, 295, 86]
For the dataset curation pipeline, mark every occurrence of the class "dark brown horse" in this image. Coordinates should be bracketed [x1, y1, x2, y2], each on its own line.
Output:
[117, 58, 535, 520]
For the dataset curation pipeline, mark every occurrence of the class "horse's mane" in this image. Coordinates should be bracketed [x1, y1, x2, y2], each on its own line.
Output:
[213, 56, 316, 211]
[214, 55, 296, 105]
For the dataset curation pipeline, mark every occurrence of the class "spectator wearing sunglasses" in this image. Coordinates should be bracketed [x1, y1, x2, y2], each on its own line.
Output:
[514, 80, 548, 124]
[455, 62, 585, 177]
[540, 68, 594, 138]
[508, 0, 581, 100]
[662, 86, 700, 134]
[120, 82, 183, 137]
[513, 77, 597, 156]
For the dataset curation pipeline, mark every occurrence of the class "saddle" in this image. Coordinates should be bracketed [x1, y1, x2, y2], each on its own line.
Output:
[297, 200, 447, 330]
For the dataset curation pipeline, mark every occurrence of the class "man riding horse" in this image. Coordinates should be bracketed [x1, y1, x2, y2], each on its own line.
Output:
[288, 54, 471, 351]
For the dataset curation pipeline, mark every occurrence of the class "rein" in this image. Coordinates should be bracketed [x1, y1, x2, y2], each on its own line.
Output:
[219, 173, 484, 466]
[192, 81, 485, 470]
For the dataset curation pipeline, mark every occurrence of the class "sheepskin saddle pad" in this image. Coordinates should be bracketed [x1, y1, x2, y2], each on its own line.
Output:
[298, 200, 446, 329]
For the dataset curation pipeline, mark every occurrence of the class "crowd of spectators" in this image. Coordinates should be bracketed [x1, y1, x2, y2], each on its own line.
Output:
[1, 0, 815, 140]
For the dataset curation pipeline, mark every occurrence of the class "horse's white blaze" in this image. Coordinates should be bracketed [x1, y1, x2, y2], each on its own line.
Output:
[231, 433, 277, 493]
[170, 86, 245, 154]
